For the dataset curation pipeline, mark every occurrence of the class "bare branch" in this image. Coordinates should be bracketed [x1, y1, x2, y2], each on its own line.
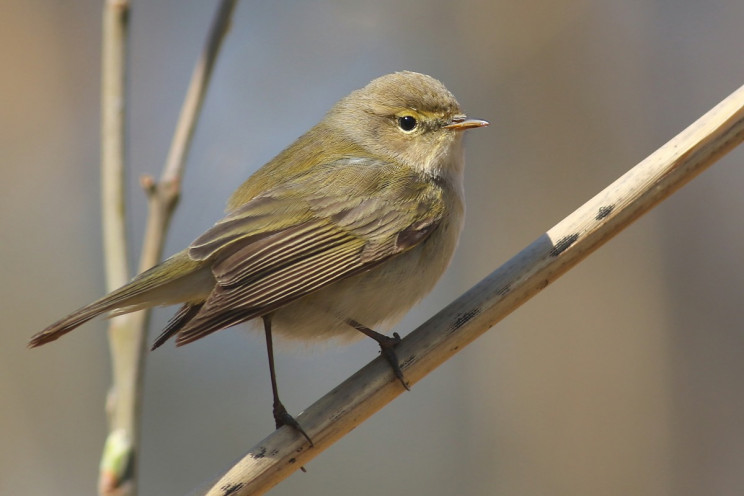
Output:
[161, 0, 238, 185]
[98, 2, 239, 495]
[137, 0, 238, 274]
[200, 84, 744, 496]
[99, 1, 134, 494]
[100, 0, 130, 294]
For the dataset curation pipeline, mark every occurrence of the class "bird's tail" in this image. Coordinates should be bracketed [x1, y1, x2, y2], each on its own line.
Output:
[29, 252, 211, 347]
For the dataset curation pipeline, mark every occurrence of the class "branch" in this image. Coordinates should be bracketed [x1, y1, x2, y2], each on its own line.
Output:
[200, 84, 744, 495]
[99, 1, 133, 494]
[98, 2, 239, 495]
[138, 0, 238, 275]
[100, 0, 130, 294]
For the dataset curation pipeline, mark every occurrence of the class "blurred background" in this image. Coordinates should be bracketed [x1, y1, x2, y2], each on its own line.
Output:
[2, 1, 744, 495]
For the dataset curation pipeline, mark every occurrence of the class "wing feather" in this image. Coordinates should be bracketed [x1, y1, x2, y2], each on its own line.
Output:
[172, 158, 448, 345]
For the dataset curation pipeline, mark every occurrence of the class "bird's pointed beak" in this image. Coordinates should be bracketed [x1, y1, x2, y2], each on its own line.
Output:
[444, 115, 489, 130]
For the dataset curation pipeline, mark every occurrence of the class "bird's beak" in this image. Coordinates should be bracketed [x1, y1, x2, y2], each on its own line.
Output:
[444, 115, 489, 130]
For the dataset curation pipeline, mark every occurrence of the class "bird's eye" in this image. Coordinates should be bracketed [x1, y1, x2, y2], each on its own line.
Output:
[397, 115, 418, 132]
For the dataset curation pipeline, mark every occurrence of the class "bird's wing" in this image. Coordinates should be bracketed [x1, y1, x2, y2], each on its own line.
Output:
[173, 158, 445, 345]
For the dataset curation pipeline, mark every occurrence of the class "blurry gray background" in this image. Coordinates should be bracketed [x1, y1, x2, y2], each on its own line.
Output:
[3, 1, 744, 495]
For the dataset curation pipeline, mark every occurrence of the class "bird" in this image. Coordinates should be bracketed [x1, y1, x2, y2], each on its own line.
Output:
[29, 71, 488, 444]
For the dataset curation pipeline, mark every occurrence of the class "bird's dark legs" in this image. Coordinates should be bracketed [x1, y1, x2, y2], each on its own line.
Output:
[346, 318, 410, 391]
[262, 314, 313, 446]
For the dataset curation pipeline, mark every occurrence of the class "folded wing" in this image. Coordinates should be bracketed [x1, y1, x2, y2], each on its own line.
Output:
[159, 159, 446, 346]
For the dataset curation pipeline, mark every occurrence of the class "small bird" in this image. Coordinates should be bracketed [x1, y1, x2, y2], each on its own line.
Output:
[29, 71, 487, 443]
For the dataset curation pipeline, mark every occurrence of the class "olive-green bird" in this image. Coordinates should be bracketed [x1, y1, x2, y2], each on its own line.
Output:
[29, 71, 488, 443]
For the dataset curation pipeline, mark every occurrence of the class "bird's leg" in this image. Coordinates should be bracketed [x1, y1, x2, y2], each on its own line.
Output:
[262, 315, 313, 446]
[346, 318, 410, 391]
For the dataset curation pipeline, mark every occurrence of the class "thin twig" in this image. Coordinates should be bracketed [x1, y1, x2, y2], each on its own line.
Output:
[200, 84, 744, 495]
[100, 0, 130, 294]
[138, 0, 238, 269]
[161, 0, 238, 185]
[99, 1, 133, 494]
[98, 2, 239, 495]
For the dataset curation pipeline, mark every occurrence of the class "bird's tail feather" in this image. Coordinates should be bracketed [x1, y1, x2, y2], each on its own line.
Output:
[29, 253, 209, 347]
